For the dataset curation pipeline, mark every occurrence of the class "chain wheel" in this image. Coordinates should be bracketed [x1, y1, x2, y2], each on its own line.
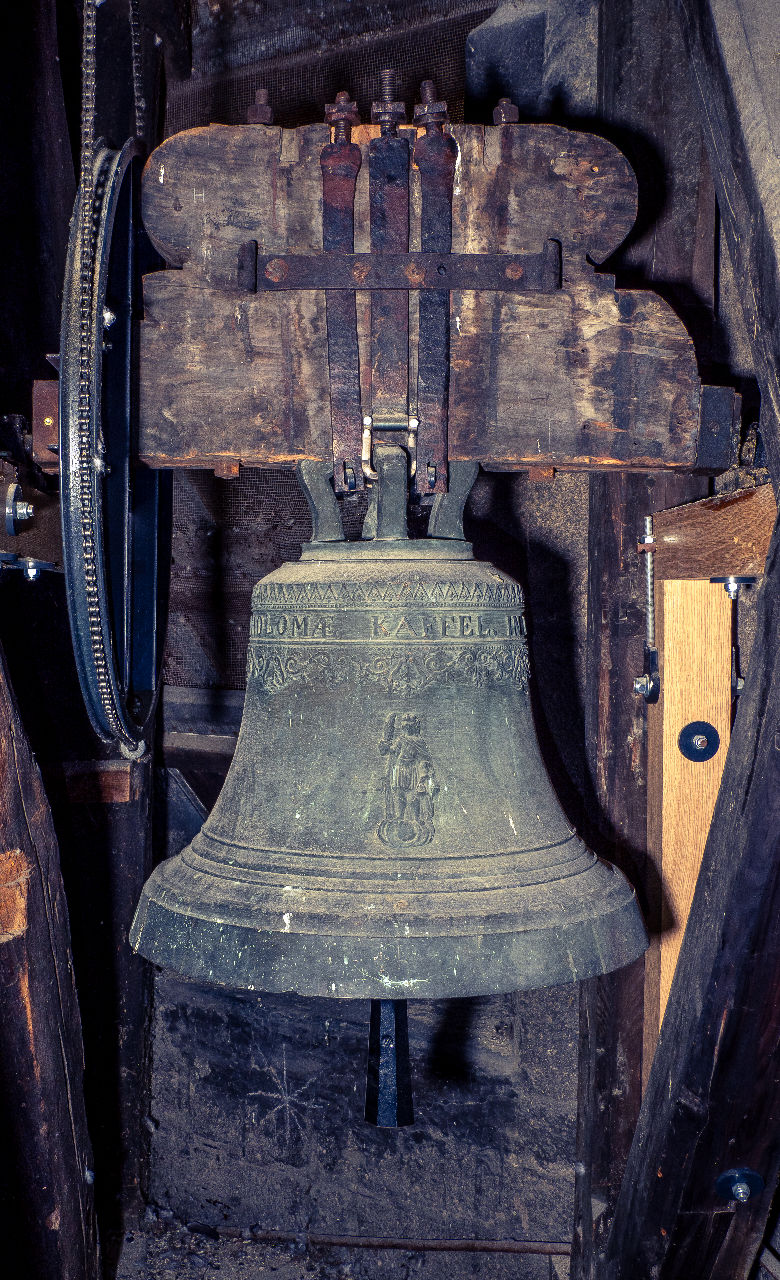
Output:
[60, 138, 169, 755]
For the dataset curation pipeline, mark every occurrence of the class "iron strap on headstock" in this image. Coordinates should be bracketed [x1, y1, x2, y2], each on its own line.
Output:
[274, 72, 563, 498]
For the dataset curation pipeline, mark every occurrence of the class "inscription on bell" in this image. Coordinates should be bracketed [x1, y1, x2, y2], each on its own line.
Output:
[250, 609, 526, 642]
[251, 612, 334, 638]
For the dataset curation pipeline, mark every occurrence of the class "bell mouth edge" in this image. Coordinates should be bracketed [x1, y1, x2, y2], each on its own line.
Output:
[129, 886, 648, 999]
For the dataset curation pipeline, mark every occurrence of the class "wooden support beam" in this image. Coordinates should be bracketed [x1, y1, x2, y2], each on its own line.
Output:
[658, 580, 732, 1016]
[43, 756, 154, 1266]
[578, 0, 719, 1270]
[602, 508, 780, 1278]
[674, 0, 780, 481]
[643, 482, 775, 1072]
[0, 644, 99, 1278]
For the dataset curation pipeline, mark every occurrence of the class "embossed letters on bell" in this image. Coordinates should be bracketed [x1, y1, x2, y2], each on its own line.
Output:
[131, 489, 648, 998]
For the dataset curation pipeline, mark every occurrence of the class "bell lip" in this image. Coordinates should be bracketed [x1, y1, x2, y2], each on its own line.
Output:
[300, 537, 474, 561]
[129, 881, 649, 999]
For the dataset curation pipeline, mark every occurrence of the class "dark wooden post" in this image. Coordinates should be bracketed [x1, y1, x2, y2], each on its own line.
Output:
[0, 644, 100, 1279]
[601, 0, 780, 1273]
[574, 1, 719, 1272]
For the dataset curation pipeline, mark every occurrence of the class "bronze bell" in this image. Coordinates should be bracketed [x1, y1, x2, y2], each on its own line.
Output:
[130, 449, 647, 997]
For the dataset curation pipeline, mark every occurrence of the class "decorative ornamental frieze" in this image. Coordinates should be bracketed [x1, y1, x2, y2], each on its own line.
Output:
[246, 640, 530, 694]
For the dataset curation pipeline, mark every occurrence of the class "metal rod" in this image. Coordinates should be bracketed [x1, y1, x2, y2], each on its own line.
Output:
[365, 998, 414, 1126]
[247, 1229, 571, 1256]
[643, 514, 655, 647]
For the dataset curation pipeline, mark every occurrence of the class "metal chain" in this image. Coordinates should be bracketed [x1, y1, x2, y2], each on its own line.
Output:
[75, 0, 134, 745]
[128, 0, 146, 140]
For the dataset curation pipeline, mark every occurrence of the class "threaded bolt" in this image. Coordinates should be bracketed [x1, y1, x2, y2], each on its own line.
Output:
[420, 79, 437, 104]
[380, 68, 396, 102]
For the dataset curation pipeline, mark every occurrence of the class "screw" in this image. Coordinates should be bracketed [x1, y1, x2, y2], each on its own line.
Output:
[493, 97, 519, 125]
[248, 87, 273, 125]
[22, 559, 40, 581]
[633, 675, 652, 697]
[380, 68, 395, 101]
[691, 734, 709, 751]
[732, 1181, 751, 1203]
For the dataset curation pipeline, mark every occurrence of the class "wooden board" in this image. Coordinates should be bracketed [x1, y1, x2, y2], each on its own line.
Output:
[138, 122, 735, 474]
[653, 481, 777, 579]
[659, 580, 732, 1016]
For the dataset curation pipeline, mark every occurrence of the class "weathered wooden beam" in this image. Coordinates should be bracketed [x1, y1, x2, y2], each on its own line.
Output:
[602, 506, 780, 1279]
[0, 644, 100, 1279]
[653, 481, 776, 579]
[138, 121, 734, 475]
[43, 757, 154, 1262]
[674, 0, 780, 481]
[579, 0, 721, 1269]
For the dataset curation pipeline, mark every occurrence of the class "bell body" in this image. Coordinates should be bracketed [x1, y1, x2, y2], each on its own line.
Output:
[131, 538, 647, 997]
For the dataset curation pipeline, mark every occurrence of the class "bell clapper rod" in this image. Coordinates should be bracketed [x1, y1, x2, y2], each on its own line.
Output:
[365, 999, 414, 1127]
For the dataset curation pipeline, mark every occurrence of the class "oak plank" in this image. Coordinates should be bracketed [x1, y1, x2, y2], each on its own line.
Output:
[659, 581, 732, 1016]
[653, 482, 777, 580]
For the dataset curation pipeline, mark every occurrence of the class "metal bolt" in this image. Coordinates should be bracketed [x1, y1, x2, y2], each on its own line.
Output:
[43, 415, 54, 427]
[102, 306, 116, 328]
[371, 68, 405, 134]
[325, 90, 360, 144]
[22, 559, 40, 581]
[493, 97, 519, 125]
[732, 1181, 751, 1203]
[691, 734, 709, 751]
[633, 675, 652, 697]
[5, 482, 34, 535]
[248, 87, 273, 125]
[413, 79, 448, 130]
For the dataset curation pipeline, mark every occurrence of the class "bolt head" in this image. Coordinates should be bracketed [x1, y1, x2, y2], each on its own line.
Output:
[371, 100, 406, 126]
[325, 96, 359, 127]
[732, 1181, 751, 1202]
[413, 100, 447, 126]
[248, 92, 273, 125]
[493, 98, 519, 124]
[633, 676, 651, 696]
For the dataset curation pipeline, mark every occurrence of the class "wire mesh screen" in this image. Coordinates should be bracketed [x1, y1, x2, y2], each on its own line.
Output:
[162, 1, 493, 690]
[166, 3, 493, 133]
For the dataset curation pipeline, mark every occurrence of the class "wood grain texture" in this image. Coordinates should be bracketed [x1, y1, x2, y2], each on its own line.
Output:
[675, 0, 780, 483]
[585, 1, 720, 1266]
[0, 643, 99, 1279]
[44, 757, 155, 1261]
[659, 580, 732, 1016]
[601, 510, 780, 1280]
[137, 122, 726, 473]
[654, 482, 777, 579]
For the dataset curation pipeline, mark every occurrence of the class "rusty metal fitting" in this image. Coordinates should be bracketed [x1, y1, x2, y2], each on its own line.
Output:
[414, 79, 447, 129]
[371, 67, 406, 133]
[325, 90, 360, 142]
[493, 97, 519, 124]
[248, 87, 273, 125]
